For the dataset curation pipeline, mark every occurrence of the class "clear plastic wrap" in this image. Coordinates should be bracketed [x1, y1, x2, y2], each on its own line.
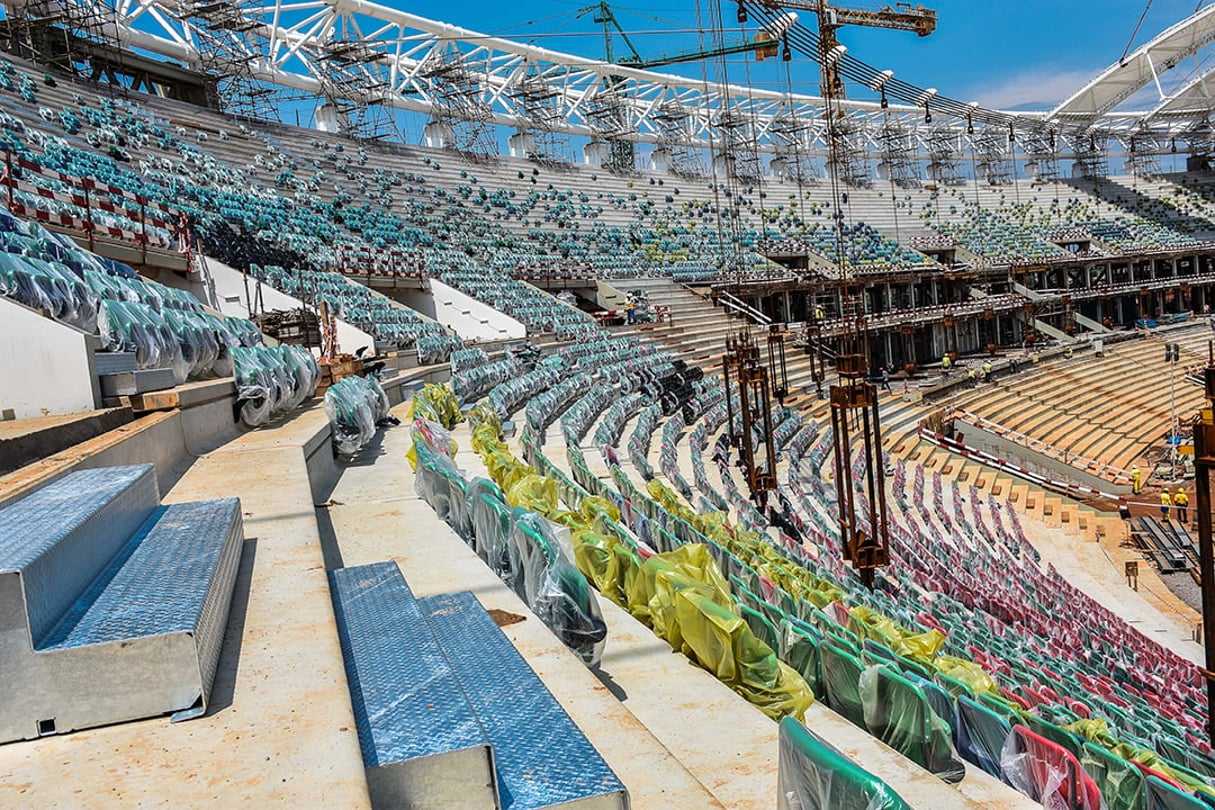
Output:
[858, 665, 966, 783]
[1002, 725, 1102, 810]
[777, 717, 913, 810]
[324, 374, 389, 454]
[508, 511, 607, 666]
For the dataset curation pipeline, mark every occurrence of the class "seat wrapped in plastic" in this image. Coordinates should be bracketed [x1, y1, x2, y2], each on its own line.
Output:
[509, 511, 606, 666]
[777, 717, 913, 810]
[1146, 775, 1207, 809]
[324, 374, 386, 454]
[821, 642, 867, 728]
[1002, 724, 1102, 810]
[859, 665, 966, 783]
[468, 477, 513, 570]
[955, 694, 1012, 779]
[1079, 741, 1147, 810]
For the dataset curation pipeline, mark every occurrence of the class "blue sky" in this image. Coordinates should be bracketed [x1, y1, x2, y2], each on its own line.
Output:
[402, 0, 1212, 110]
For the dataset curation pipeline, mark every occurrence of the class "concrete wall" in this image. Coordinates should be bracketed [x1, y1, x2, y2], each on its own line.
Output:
[183, 256, 376, 352]
[428, 279, 526, 342]
[0, 297, 100, 419]
[954, 415, 1129, 495]
[596, 281, 628, 310]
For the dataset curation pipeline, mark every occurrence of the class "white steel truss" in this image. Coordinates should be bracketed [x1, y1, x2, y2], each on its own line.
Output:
[5, 0, 1215, 163]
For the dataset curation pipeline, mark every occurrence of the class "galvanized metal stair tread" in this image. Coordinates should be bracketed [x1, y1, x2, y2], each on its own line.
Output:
[39, 499, 242, 650]
[419, 590, 627, 810]
[0, 464, 155, 571]
[329, 563, 489, 768]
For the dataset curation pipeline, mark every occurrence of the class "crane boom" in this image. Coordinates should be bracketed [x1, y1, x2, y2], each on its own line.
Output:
[759, 0, 936, 36]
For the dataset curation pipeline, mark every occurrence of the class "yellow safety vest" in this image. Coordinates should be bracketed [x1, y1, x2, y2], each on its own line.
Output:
[1175, 492, 1188, 506]
[1161, 492, 1172, 506]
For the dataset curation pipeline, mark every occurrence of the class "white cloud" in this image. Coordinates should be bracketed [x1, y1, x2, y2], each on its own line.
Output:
[966, 67, 1099, 110]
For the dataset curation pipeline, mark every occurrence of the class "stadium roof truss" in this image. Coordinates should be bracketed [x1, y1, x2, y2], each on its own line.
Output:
[1050, 4, 1215, 133]
[8, 0, 1215, 161]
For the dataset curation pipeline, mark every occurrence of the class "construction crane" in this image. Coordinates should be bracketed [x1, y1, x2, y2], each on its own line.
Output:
[754, 0, 938, 587]
[579, 2, 797, 68]
[755, 0, 936, 98]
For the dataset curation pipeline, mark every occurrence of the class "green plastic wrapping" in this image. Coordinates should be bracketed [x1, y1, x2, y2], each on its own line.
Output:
[777, 717, 913, 810]
[859, 665, 966, 783]
[821, 643, 867, 729]
[1080, 741, 1147, 810]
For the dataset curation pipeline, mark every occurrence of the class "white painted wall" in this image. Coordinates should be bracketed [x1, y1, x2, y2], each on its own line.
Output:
[0, 297, 99, 419]
[191, 256, 376, 352]
[430, 279, 526, 342]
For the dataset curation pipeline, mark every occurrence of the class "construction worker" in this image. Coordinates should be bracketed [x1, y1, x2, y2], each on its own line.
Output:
[942, 354, 952, 376]
[1131, 464, 1142, 494]
[1066, 346, 1074, 359]
[983, 360, 993, 382]
[1160, 489, 1172, 519]
[814, 304, 825, 322]
[1175, 488, 1189, 524]
[967, 367, 978, 388]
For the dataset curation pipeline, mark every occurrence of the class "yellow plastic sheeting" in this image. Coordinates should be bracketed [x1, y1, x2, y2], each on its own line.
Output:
[465, 412, 812, 720]
[646, 478, 847, 610]
[848, 605, 946, 664]
[624, 544, 735, 643]
[675, 589, 814, 721]
[1067, 719, 1215, 800]
[934, 655, 999, 697]
[408, 382, 463, 429]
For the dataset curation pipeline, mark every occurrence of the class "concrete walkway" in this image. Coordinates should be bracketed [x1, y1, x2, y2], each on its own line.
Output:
[0, 405, 372, 809]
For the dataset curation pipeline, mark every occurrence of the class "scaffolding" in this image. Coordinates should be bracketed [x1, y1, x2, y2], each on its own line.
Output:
[926, 125, 965, 186]
[509, 65, 574, 167]
[313, 36, 397, 141]
[714, 108, 762, 184]
[973, 127, 1012, 185]
[769, 111, 819, 183]
[583, 83, 637, 175]
[1072, 133, 1108, 180]
[183, 1, 279, 120]
[825, 115, 871, 188]
[1022, 130, 1061, 182]
[421, 44, 498, 163]
[876, 116, 920, 188]
[1125, 134, 1164, 176]
[653, 100, 704, 178]
[1, 0, 116, 82]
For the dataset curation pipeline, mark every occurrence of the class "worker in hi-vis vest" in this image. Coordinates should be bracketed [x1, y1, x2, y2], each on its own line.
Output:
[1131, 464, 1141, 494]
[942, 354, 952, 375]
[1160, 490, 1172, 519]
[1174, 488, 1189, 524]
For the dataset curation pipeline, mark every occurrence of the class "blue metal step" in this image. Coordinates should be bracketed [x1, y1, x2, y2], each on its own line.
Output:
[329, 563, 497, 810]
[419, 591, 629, 810]
[40, 500, 242, 653]
[0, 467, 244, 742]
[0, 464, 158, 644]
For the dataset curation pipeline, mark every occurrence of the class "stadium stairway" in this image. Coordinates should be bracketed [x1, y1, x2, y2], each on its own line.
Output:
[330, 562, 629, 810]
[0, 463, 243, 743]
[0, 402, 377, 805]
